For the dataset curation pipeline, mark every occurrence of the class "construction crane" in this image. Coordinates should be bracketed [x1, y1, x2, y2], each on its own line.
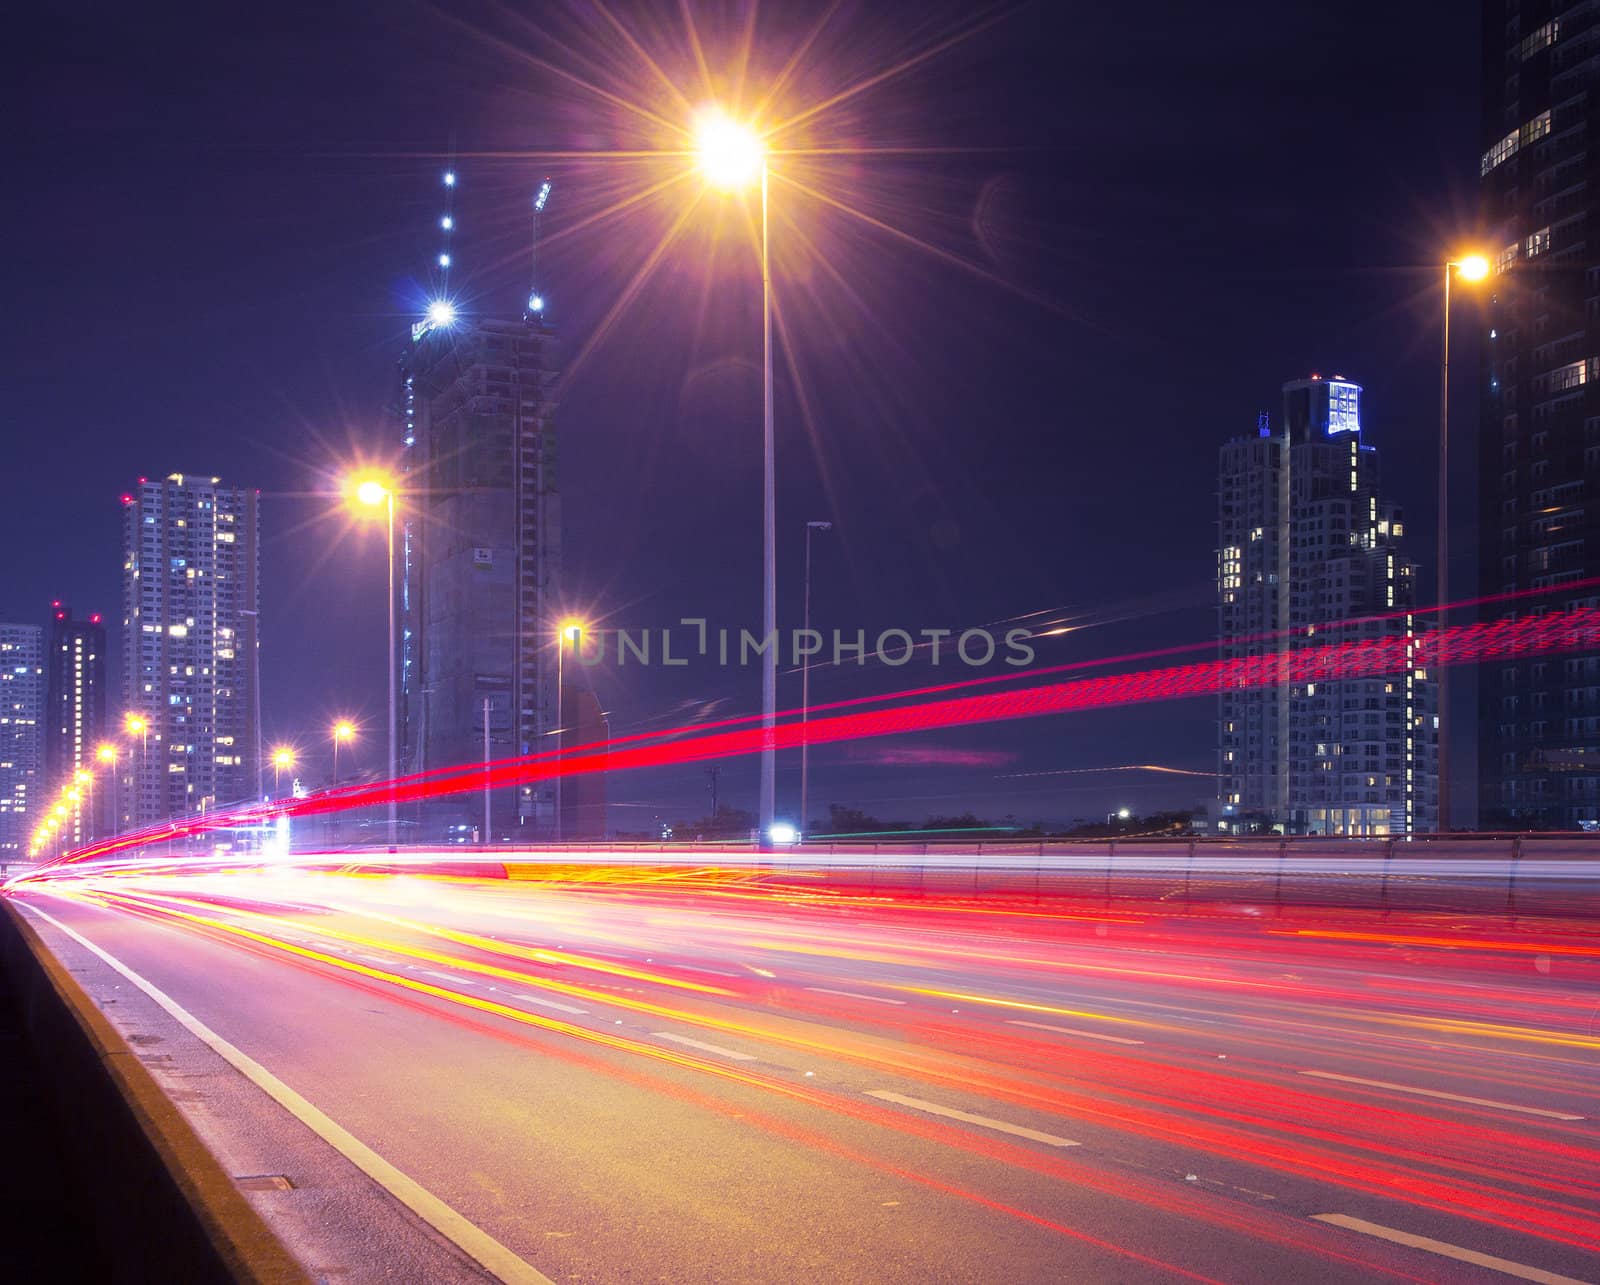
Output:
[527, 178, 552, 318]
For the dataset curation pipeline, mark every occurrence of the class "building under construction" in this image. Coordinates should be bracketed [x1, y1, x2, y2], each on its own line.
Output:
[397, 172, 567, 841]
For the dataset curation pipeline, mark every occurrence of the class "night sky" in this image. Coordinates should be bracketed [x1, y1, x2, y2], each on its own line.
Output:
[6, 2, 1481, 831]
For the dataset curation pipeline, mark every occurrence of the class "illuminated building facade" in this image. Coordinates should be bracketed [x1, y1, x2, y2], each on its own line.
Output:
[1218, 377, 1438, 835]
[121, 474, 262, 827]
[0, 623, 44, 857]
[44, 605, 107, 844]
[397, 172, 563, 840]
[1478, 4, 1600, 827]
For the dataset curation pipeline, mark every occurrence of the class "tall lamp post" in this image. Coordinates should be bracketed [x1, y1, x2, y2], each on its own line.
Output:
[272, 746, 295, 797]
[1438, 253, 1490, 834]
[124, 713, 148, 826]
[799, 520, 832, 839]
[555, 620, 585, 844]
[352, 476, 398, 849]
[96, 743, 118, 836]
[331, 720, 355, 784]
[695, 110, 777, 842]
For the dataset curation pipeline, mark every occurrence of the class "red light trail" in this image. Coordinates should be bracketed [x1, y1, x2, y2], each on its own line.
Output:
[28, 605, 1600, 872]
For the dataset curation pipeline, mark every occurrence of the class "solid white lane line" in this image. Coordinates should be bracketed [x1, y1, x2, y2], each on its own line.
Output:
[865, 1090, 1079, 1147]
[1312, 1214, 1594, 1285]
[1299, 1071, 1584, 1120]
[1006, 1020, 1145, 1046]
[651, 1032, 757, 1061]
[805, 987, 906, 1005]
[25, 904, 555, 1285]
[512, 994, 589, 1015]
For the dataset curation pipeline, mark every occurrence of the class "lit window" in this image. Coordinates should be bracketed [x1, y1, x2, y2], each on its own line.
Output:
[1481, 129, 1519, 176]
[1521, 20, 1559, 60]
[1525, 226, 1551, 258]
[1546, 359, 1588, 394]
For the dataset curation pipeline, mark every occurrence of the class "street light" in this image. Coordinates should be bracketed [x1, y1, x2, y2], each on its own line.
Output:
[124, 712, 149, 827]
[554, 619, 586, 843]
[350, 473, 398, 849]
[271, 746, 295, 797]
[694, 108, 777, 841]
[799, 520, 833, 839]
[1438, 252, 1491, 833]
[97, 743, 119, 836]
[331, 720, 355, 785]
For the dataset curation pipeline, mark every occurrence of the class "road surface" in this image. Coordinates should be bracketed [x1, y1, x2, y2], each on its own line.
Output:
[12, 861, 1599, 1283]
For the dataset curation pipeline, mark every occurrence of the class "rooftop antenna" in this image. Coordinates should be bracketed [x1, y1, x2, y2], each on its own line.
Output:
[527, 177, 552, 318]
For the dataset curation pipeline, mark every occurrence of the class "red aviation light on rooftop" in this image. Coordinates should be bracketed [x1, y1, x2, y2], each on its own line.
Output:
[90, 613, 101, 625]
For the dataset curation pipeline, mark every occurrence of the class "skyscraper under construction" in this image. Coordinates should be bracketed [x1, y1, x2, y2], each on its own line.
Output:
[398, 171, 563, 840]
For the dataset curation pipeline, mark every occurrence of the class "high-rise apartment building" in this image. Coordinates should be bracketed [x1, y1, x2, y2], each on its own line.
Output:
[121, 474, 262, 827]
[1478, 4, 1600, 828]
[44, 604, 107, 844]
[0, 624, 44, 857]
[1218, 377, 1438, 835]
[398, 173, 563, 840]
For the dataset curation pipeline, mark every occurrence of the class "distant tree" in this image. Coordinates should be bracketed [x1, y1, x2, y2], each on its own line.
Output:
[921, 812, 987, 831]
[821, 804, 908, 834]
[673, 804, 756, 840]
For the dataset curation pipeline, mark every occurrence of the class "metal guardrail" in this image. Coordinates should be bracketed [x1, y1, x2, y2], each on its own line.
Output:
[474, 834, 1600, 918]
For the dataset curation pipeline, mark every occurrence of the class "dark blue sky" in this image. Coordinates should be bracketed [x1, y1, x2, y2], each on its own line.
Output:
[5, 2, 1481, 829]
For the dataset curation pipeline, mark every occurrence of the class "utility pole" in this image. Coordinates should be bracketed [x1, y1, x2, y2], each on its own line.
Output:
[482, 697, 491, 846]
[706, 765, 720, 820]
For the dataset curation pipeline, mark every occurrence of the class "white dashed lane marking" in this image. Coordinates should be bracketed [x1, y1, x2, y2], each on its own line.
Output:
[804, 987, 906, 1005]
[865, 1091, 1079, 1147]
[1312, 1214, 1594, 1285]
[513, 994, 588, 1015]
[1299, 1071, 1584, 1120]
[1006, 1019, 1145, 1046]
[651, 1032, 757, 1061]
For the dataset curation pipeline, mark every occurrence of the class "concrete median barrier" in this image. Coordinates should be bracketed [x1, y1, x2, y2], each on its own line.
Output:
[0, 900, 309, 1284]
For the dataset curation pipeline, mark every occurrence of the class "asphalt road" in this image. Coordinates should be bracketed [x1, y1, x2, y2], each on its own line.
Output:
[13, 862, 1600, 1284]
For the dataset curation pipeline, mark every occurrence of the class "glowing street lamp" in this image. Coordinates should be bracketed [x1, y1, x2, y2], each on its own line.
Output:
[331, 720, 356, 785]
[271, 746, 296, 796]
[1438, 251, 1491, 832]
[349, 472, 399, 848]
[554, 618, 587, 842]
[123, 711, 151, 830]
[696, 112, 764, 190]
[694, 107, 778, 841]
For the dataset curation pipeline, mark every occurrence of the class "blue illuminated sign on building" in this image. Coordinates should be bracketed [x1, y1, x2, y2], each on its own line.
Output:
[1326, 380, 1361, 434]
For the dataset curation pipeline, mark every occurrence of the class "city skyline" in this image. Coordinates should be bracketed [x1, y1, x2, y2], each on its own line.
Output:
[6, 2, 1482, 829]
[7, 8, 1600, 1285]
